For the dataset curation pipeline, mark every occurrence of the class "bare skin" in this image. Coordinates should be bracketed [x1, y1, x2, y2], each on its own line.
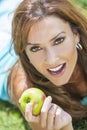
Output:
[8, 15, 87, 130]
[26, 16, 80, 86]
[8, 61, 73, 130]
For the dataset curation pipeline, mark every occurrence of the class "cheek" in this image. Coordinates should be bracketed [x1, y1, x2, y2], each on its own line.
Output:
[65, 45, 77, 57]
[70, 42, 77, 57]
[62, 37, 77, 60]
[30, 56, 39, 66]
[63, 42, 78, 67]
[29, 53, 45, 72]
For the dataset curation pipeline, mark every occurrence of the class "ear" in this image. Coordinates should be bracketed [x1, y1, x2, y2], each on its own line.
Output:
[72, 28, 80, 44]
[75, 33, 80, 44]
[73, 31, 80, 45]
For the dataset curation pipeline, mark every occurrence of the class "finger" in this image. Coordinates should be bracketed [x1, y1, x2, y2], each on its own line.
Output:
[25, 103, 40, 123]
[61, 110, 72, 126]
[54, 107, 72, 130]
[41, 96, 52, 128]
[47, 103, 58, 130]
[54, 107, 62, 129]
[41, 96, 52, 111]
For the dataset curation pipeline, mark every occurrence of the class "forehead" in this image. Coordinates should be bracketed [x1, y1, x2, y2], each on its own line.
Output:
[28, 15, 71, 43]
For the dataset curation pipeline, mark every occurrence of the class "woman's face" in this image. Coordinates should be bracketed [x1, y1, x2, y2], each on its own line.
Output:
[25, 16, 79, 86]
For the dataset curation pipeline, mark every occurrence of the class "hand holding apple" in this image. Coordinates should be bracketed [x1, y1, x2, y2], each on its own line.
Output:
[19, 88, 46, 116]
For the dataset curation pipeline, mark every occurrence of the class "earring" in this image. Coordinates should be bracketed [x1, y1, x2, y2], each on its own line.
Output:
[76, 43, 83, 50]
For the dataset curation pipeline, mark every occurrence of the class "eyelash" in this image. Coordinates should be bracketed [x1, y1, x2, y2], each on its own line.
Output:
[54, 36, 65, 45]
[30, 36, 66, 52]
[30, 46, 42, 52]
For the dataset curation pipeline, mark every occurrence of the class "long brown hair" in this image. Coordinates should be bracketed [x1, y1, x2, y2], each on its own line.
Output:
[12, 0, 87, 119]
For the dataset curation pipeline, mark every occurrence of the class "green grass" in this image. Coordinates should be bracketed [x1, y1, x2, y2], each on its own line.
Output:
[0, 100, 31, 130]
[73, 118, 87, 130]
[69, 0, 87, 16]
[0, 100, 87, 130]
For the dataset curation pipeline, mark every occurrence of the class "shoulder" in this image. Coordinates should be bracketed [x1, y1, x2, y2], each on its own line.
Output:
[8, 60, 33, 105]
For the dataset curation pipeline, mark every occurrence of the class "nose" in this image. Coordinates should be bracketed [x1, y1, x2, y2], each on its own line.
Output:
[45, 47, 59, 65]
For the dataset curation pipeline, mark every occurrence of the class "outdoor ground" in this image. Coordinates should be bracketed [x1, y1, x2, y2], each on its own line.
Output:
[0, 100, 87, 130]
[0, 100, 31, 130]
[0, 0, 87, 130]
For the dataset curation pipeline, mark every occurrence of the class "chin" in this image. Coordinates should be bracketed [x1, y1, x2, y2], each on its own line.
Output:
[51, 78, 70, 86]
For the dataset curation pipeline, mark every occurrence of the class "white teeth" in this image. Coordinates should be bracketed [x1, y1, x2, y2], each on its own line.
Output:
[48, 64, 63, 72]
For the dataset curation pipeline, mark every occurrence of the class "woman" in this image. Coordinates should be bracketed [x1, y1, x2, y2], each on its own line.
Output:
[9, 0, 87, 130]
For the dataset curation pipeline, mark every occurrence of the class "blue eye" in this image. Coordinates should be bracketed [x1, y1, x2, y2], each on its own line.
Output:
[30, 46, 42, 52]
[54, 37, 65, 45]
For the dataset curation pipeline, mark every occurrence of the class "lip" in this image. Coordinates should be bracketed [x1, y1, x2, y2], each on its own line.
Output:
[47, 63, 66, 76]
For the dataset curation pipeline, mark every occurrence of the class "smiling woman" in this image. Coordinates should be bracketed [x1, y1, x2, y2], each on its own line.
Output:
[25, 16, 79, 86]
[7, 0, 87, 130]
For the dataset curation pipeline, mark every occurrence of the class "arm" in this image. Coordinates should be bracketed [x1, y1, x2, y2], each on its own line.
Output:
[8, 61, 74, 130]
[8, 60, 32, 107]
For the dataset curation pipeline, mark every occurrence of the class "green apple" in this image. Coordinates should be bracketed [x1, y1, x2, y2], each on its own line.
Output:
[19, 88, 46, 116]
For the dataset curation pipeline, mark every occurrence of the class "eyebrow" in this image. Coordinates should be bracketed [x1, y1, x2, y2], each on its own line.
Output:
[27, 31, 65, 46]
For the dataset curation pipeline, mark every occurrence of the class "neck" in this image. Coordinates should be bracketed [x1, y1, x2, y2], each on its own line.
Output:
[69, 64, 87, 97]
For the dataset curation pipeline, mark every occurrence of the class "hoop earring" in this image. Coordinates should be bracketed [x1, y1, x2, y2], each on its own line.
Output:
[76, 43, 83, 50]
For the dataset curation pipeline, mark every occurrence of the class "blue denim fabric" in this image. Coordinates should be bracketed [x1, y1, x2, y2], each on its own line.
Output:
[0, 0, 22, 101]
